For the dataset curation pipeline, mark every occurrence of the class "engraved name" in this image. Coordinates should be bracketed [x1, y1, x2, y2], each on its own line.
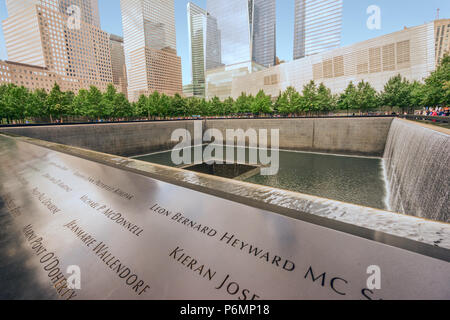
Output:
[64, 220, 150, 296]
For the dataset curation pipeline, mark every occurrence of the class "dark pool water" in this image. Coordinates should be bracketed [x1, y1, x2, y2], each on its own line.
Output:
[134, 146, 388, 210]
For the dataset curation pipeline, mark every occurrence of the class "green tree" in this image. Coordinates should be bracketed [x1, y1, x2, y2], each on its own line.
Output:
[302, 81, 318, 114]
[135, 95, 148, 118]
[8, 58, 450, 123]
[72, 89, 89, 117]
[62, 91, 75, 120]
[170, 93, 187, 117]
[1, 84, 13, 122]
[275, 87, 301, 115]
[46, 83, 65, 122]
[444, 80, 450, 106]
[338, 82, 358, 115]
[3, 85, 31, 123]
[234, 93, 252, 114]
[100, 84, 117, 119]
[112, 93, 133, 119]
[146, 91, 160, 119]
[251, 90, 273, 115]
[86, 86, 103, 120]
[198, 98, 211, 116]
[422, 54, 450, 107]
[316, 83, 335, 114]
[409, 81, 425, 109]
[186, 97, 201, 116]
[381, 75, 412, 112]
[156, 94, 171, 118]
[0, 84, 6, 123]
[223, 97, 235, 115]
[24, 89, 45, 120]
[210, 96, 223, 115]
[356, 80, 379, 112]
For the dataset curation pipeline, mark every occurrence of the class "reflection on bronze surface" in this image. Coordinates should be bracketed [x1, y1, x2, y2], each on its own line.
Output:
[0, 134, 449, 300]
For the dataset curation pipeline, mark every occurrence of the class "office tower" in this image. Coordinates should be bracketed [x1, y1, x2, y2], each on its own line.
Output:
[252, 0, 277, 67]
[205, 12, 222, 71]
[110, 35, 128, 97]
[0, 60, 64, 92]
[58, 0, 101, 27]
[187, 2, 207, 97]
[2, 0, 114, 91]
[187, 2, 221, 97]
[435, 19, 450, 65]
[206, 0, 276, 67]
[121, 0, 182, 101]
[293, 0, 343, 60]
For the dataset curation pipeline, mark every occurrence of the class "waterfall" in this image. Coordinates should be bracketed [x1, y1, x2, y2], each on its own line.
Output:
[384, 119, 450, 223]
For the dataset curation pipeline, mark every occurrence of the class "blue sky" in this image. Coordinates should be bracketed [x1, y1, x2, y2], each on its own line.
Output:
[0, 0, 448, 85]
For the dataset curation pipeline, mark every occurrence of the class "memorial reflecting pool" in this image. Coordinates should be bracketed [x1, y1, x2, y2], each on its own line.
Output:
[135, 147, 388, 210]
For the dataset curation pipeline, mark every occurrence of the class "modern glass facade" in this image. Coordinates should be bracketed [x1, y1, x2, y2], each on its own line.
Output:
[206, 0, 276, 68]
[293, 0, 343, 60]
[187, 2, 206, 97]
[206, 61, 265, 100]
[187, 2, 222, 97]
[205, 12, 222, 71]
[110, 34, 128, 97]
[121, 0, 181, 100]
[207, 0, 251, 66]
[252, 0, 276, 67]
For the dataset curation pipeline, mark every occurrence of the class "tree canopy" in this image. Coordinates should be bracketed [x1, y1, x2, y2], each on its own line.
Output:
[1, 56, 449, 124]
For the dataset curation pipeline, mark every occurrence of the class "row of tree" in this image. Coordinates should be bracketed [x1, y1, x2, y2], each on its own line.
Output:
[1, 55, 449, 124]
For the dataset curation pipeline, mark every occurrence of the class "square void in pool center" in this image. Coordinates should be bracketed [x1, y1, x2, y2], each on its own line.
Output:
[181, 162, 261, 180]
[134, 146, 389, 211]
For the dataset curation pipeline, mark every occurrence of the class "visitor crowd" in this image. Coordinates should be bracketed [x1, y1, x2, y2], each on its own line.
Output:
[420, 107, 450, 117]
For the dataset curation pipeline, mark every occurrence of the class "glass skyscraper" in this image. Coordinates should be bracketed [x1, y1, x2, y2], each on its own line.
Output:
[293, 0, 343, 60]
[121, 0, 182, 100]
[187, 2, 221, 97]
[252, 0, 277, 67]
[206, 0, 276, 68]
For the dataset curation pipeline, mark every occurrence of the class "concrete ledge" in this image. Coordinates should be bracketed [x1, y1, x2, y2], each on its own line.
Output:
[205, 117, 393, 157]
[399, 118, 450, 135]
[3, 132, 449, 262]
[0, 117, 394, 157]
[0, 121, 197, 157]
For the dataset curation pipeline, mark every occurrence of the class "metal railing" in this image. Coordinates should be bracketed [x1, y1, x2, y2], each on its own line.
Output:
[2, 114, 450, 129]
[0, 114, 398, 128]
[399, 115, 450, 125]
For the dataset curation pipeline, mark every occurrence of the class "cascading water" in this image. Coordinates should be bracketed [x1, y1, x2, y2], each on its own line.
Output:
[384, 118, 450, 223]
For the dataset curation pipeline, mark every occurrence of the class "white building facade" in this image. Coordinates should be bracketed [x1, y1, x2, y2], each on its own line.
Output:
[228, 22, 439, 99]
